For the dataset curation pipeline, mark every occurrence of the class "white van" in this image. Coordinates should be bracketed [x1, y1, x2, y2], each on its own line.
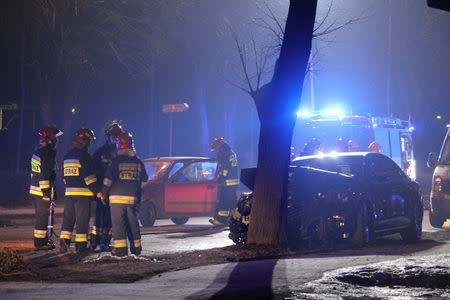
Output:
[428, 127, 450, 228]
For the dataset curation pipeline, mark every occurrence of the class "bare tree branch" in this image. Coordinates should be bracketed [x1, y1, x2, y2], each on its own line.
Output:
[313, 0, 334, 35]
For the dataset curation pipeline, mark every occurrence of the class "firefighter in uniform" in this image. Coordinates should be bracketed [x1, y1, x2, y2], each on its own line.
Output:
[91, 121, 123, 251]
[368, 141, 381, 153]
[30, 125, 62, 250]
[301, 138, 322, 156]
[209, 137, 239, 226]
[59, 128, 98, 254]
[347, 140, 359, 152]
[100, 132, 148, 257]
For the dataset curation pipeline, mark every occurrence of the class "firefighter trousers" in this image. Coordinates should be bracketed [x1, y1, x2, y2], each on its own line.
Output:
[111, 204, 141, 257]
[214, 185, 238, 224]
[60, 196, 91, 252]
[92, 198, 112, 248]
[32, 194, 50, 248]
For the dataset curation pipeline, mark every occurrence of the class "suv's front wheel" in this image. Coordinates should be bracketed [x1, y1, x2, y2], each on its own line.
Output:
[401, 198, 423, 241]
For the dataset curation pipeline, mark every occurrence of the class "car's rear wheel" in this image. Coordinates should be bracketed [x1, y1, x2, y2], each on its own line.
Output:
[171, 217, 189, 225]
[351, 201, 374, 246]
[429, 209, 444, 228]
[139, 200, 156, 227]
[401, 199, 423, 241]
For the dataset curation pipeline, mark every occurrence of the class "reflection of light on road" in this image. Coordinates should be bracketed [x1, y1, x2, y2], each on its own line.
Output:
[142, 230, 233, 256]
[140, 217, 234, 255]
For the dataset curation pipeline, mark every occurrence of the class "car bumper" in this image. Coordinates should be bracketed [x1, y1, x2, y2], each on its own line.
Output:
[431, 194, 450, 218]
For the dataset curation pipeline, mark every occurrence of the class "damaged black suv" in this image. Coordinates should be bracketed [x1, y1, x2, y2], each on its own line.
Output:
[229, 152, 423, 248]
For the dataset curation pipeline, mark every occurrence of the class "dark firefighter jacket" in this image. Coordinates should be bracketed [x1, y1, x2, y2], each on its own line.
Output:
[29, 145, 56, 200]
[93, 142, 117, 183]
[62, 144, 98, 197]
[217, 146, 239, 187]
[102, 151, 148, 205]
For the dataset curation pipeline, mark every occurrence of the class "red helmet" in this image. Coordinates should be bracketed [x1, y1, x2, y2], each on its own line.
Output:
[368, 141, 381, 153]
[105, 121, 123, 138]
[347, 140, 359, 152]
[74, 128, 96, 146]
[210, 137, 226, 150]
[39, 125, 62, 145]
[116, 131, 134, 150]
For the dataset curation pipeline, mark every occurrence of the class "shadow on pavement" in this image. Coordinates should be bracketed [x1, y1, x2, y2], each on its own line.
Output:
[186, 259, 290, 299]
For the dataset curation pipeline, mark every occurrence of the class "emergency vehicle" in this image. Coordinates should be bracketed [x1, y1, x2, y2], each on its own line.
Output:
[428, 126, 450, 228]
[292, 111, 416, 180]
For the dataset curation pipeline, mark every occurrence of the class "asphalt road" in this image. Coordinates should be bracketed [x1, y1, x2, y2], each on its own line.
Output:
[0, 215, 234, 252]
[0, 210, 441, 253]
[0, 211, 449, 299]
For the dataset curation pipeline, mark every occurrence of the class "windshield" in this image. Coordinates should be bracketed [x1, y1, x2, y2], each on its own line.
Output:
[439, 137, 450, 165]
[144, 161, 172, 181]
[292, 120, 373, 155]
[293, 156, 363, 177]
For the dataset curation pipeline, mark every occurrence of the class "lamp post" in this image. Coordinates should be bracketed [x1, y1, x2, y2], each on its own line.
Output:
[162, 103, 189, 156]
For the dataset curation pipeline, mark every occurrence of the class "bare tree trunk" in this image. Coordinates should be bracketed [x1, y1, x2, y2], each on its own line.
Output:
[247, 1, 318, 246]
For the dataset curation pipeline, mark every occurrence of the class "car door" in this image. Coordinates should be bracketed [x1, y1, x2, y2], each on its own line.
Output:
[366, 154, 411, 232]
[164, 161, 218, 214]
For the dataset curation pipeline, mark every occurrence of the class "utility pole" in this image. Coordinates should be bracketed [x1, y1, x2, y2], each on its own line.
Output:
[386, 0, 392, 116]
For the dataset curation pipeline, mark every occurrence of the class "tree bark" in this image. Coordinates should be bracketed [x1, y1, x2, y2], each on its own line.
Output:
[247, 1, 318, 246]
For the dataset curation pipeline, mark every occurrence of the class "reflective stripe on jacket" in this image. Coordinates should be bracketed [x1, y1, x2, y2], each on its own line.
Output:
[102, 154, 148, 204]
[63, 146, 97, 197]
[29, 145, 56, 199]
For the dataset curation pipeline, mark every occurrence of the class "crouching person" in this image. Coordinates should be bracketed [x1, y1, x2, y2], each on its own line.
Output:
[100, 132, 148, 257]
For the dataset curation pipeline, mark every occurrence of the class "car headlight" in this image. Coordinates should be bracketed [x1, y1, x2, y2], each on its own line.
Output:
[433, 176, 442, 193]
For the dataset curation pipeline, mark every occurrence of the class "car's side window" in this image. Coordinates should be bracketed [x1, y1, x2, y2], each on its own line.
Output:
[200, 162, 217, 181]
[368, 155, 404, 181]
[171, 161, 217, 183]
[168, 162, 184, 179]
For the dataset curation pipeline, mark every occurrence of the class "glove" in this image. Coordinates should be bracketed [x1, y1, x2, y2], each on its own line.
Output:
[97, 192, 107, 205]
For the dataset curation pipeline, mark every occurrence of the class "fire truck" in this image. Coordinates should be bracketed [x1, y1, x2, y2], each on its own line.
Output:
[292, 111, 416, 180]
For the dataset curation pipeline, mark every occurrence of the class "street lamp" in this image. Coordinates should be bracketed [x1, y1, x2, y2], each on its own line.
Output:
[162, 103, 189, 156]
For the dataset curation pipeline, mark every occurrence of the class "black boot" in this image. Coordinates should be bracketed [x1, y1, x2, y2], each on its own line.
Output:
[34, 237, 53, 250]
[59, 238, 70, 254]
[113, 247, 127, 257]
[90, 233, 100, 251]
[75, 242, 89, 254]
[130, 246, 142, 256]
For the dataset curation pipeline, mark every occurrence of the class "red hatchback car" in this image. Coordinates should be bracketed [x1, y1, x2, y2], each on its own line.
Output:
[139, 157, 219, 226]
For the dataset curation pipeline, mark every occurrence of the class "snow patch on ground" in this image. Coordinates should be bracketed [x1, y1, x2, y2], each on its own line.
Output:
[289, 254, 450, 299]
[82, 253, 150, 263]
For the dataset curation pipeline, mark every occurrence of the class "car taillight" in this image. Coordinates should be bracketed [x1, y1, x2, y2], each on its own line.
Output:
[433, 177, 442, 193]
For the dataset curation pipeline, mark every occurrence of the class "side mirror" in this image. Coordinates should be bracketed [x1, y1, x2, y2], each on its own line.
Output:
[427, 152, 438, 169]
